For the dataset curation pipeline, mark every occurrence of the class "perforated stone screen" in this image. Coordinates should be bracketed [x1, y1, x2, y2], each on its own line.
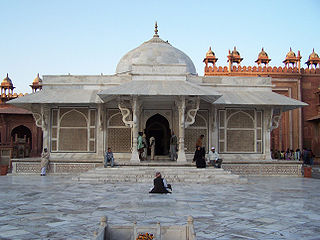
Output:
[185, 110, 208, 153]
[185, 129, 207, 153]
[107, 128, 131, 152]
[227, 130, 255, 152]
[107, 109, 131, 153]
[219, 109, 263, 153]
[50, 107, 96, 152]
[59, 129, 88, 151]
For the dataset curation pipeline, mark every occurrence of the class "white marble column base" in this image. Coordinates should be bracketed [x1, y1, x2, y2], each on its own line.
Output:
[130, 152, 140, 163]
[177, 151, 187, 163]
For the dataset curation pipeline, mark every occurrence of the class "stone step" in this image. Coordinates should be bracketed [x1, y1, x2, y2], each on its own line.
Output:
[87, 170, 229, 175]
[90, 166, 228, 171]
[73, 166, 247, 184]
[77, 174, 236, 179]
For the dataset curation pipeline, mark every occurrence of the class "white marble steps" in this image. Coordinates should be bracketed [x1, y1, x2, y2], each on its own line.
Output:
[73, 166, 247, 184]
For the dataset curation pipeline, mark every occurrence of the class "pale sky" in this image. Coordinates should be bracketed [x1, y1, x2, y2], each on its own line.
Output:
[0, 0, 319, 93]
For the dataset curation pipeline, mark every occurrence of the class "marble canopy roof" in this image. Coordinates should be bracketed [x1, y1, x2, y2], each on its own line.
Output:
[7, 81, 307, 112]
[8, 89, 101, 106]
[97, 80, 222, 103]
[214, 90, 308, 111]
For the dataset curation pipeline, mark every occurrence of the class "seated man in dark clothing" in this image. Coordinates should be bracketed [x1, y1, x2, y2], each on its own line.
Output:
[149, 172, 172, 194]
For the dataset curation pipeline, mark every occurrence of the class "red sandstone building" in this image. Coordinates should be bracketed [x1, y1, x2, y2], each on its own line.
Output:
[0, 74, 42, 172]
[204, 47, 320, 160]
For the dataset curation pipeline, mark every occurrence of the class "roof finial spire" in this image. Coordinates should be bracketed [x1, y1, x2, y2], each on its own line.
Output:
[153, 21, 159, 37]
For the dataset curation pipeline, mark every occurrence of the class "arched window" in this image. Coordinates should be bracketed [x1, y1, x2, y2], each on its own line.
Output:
[219, 109, 263, 153]
[51, 108, 96, 152]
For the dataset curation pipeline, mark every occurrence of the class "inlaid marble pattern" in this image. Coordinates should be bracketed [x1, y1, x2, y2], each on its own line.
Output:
[0, 176, 319, 239]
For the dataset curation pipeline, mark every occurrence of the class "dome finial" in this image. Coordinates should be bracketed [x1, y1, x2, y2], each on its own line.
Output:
[153, 21, 159, 37]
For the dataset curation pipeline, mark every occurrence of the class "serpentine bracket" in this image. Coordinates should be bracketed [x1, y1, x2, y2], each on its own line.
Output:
[118, 100, 134, 128]
[269, 108, 282, 131]
[185, 97, 200, 128]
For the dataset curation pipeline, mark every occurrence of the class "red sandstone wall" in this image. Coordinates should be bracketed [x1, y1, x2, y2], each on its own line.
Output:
[301, 74, 320, 156]
[204, 66, 320, 155]
[0, 113, 42, 157]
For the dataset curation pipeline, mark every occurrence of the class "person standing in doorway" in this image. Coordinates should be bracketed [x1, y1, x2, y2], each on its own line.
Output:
[170, 131, 178, 161]
[137, 132, 144, 161]
[40, 148, 50, 176]
[149, 136, 155, 160]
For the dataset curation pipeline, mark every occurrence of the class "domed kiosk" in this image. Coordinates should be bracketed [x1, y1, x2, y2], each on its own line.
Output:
[8, 23, 307, 174]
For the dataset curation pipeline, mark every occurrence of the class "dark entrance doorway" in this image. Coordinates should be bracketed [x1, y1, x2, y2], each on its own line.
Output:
[11, 125, 32, 158]
[145, 114, 171, 156]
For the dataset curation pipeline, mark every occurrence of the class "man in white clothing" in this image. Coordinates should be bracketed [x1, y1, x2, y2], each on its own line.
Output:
[207, 147, 222, 168]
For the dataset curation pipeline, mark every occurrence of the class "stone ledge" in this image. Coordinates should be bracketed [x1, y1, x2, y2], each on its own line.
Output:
[10, 159, 303, 176]
[222, 163, 303, 176]
[11, 162, 102, 174]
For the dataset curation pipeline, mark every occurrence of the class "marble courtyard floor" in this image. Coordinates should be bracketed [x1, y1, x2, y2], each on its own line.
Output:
[0, 175, 319, 240]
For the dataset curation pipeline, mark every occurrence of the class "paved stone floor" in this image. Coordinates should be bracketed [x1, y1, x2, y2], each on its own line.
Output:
[0, 175, 319, 240]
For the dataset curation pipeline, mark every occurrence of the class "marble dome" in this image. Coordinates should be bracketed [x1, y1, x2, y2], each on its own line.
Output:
[116, 35, 197, 75]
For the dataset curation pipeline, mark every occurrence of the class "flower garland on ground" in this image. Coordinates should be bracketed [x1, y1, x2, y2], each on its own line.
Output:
[136, 232, 154, 240]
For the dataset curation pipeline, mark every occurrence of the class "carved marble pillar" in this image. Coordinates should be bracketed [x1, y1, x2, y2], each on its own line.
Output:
[177, 96, 187, 163]
[118, 97, 140, 162]
[41, 105, 50, 151]
[130, 96, 140, 162]
[265, 107, 282, 160]
[32, 104, 50, 152]
[97, 104, 104, 157]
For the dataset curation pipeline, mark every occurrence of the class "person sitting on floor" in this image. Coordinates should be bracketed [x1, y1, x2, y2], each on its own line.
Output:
[104, 147, 114, 167]
[149, 172, 172, 194]
[207, 147, 223, 168]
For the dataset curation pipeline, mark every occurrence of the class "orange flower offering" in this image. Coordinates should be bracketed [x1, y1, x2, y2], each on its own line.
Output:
[136, 232, 154, 240]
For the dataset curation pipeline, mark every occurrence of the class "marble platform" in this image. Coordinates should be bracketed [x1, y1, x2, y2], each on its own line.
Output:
[73, 166, 247, 184]
[0, 175, 319, 239]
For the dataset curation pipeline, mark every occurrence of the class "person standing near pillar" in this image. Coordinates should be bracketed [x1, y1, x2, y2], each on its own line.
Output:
[149, 136, 155, 160]
[40, 148, 50, 176]
[170, 131, 178, 161]
[142, 132, 147, 160]
[196, 134, 205, 149]
[137, 132, 144, 161]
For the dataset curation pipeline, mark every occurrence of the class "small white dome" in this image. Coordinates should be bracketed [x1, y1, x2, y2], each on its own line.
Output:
[116, 36, 197, 75]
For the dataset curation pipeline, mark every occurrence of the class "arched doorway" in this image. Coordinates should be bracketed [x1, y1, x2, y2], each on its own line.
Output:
[145, 114, 171, 156]
[11, 125, 32, 158]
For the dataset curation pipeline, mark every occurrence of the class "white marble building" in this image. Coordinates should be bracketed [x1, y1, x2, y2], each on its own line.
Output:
[10, 25, 306, 166]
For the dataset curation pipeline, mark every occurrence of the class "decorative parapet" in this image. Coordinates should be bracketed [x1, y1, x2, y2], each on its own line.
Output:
[204, 65, 320, 75]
